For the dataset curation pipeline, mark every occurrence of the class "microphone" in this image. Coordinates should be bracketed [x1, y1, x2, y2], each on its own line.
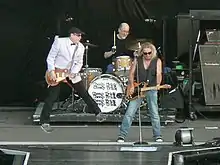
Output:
[65, 17, 73, 22]
[157, 46, 162, 55]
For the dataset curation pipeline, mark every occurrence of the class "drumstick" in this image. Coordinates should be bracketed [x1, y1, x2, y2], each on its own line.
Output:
[138, 42, 141, 49]
[113, 30, 116, 46]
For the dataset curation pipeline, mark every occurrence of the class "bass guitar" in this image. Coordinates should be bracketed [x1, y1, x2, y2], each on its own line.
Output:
[126, 82, 171, 100]
[45, 69, 90, 87]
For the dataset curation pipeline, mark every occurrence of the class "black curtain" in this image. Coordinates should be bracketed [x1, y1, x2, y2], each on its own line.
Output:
[0, 0, 220, 106]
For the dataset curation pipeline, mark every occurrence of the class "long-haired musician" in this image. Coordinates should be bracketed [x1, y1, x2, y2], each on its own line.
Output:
[117, 42, 163, 142]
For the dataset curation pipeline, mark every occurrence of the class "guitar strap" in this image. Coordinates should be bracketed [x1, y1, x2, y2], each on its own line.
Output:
[68, 43, 79, 73]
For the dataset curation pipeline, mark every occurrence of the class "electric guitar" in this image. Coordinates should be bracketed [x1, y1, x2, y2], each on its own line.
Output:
[126, 82, 171, 100]
[45, 69, 90, 87]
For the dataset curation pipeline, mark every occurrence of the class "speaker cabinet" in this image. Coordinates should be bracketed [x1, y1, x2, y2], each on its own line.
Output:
[199, 45, 220, 105]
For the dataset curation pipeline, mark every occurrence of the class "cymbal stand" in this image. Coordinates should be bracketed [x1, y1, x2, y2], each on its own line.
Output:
[84, 40, 89, 90]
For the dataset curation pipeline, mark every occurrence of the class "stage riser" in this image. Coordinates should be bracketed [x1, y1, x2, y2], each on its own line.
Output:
[33, 102, 175, 125]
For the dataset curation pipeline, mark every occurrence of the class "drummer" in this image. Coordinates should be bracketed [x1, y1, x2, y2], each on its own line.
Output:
[103, 22, 134, 73]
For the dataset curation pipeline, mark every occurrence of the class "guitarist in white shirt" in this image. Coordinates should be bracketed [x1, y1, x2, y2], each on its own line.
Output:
[40, 27, 106, 133]
[117, 42, 164, 142]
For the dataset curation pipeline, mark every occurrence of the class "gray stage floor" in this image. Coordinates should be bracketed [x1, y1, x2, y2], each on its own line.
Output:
[0, 110, 220, 142]
[2, 144, 211, 165]
[0, 109, 220, 165]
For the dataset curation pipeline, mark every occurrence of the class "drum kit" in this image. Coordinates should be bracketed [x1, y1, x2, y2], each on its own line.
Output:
[61, 38, 149, 114]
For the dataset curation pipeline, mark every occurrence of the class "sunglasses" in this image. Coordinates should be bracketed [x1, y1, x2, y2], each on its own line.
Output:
[74, 33, 82, 37]
[143, 52, 152, 55]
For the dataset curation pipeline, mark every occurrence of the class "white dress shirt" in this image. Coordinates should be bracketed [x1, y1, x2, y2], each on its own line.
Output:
[46, 37, 85, 83]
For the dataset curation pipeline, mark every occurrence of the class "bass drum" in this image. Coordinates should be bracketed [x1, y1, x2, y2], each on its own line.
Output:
[88, 74, 125, 113]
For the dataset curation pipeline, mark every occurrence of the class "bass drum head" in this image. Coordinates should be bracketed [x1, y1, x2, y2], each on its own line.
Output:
[88, 74, 124, 113]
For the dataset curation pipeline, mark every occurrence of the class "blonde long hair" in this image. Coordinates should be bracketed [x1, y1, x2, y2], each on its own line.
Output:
[139, 42, 157, 59]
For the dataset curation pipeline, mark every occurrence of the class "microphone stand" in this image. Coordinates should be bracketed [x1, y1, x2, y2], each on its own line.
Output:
[133, 43, 148, 146]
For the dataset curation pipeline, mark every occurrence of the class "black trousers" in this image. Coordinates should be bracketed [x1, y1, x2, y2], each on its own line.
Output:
[40, 79, 101, 124]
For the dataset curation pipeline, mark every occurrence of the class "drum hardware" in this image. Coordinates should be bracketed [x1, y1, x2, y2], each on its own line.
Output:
[83, 40, 90, 90]
[59, 89, 80, 111]
[81, 40, 99, 89]
[118, 75, 129, 87]
[83, 42, 98, 47]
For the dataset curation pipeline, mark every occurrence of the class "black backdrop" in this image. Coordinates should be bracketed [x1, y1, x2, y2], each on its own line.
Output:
[0, 0, 220, 106]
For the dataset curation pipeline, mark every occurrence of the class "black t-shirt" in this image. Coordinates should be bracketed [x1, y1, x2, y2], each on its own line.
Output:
[104, 36, 134, 60]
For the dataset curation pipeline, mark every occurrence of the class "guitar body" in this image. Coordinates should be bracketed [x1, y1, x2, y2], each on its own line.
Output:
[126, 82, 147, 100]
[45, 69, 91, 87]
[45, 69, 68, 87]
[126, 82, 171, 101]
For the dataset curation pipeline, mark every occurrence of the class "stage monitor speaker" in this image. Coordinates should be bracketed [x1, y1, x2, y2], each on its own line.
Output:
[0, 148, 30, 165]
[0, 150, 14, 165]
[170, 147, 220, 165]
[199, 45, 220, 105]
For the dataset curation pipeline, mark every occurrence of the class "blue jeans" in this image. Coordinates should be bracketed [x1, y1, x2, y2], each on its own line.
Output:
[106, 64, 114, 73]
[119, 90, 162, 139]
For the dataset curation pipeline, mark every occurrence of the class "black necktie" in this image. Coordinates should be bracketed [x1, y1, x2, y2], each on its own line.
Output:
[71, 43, 75, 46]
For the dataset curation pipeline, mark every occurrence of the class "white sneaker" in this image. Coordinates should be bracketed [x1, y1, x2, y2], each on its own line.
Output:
[155, 137, 163, 142]
[41, 123, 53, 133]
[117, 137, 125, 143]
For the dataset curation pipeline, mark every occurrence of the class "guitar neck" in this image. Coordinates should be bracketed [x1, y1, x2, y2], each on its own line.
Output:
[55, 72, 88, 77]
[141, 86, 157, 92]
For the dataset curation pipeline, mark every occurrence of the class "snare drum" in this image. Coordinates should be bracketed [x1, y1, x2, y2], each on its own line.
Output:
[112, 56, 132, 76]
[81, 68, 102, 88]
[88, 74, 125, 113]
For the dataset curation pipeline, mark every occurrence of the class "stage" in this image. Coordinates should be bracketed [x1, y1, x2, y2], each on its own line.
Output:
[1, 107, 220, 164]
[32, 102, 176, 125]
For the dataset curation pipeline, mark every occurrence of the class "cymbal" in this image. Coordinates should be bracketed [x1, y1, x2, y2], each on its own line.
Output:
[132, 38, 150, 43]
[83, 42, 98, 47]
[126, 38, 153, 51]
